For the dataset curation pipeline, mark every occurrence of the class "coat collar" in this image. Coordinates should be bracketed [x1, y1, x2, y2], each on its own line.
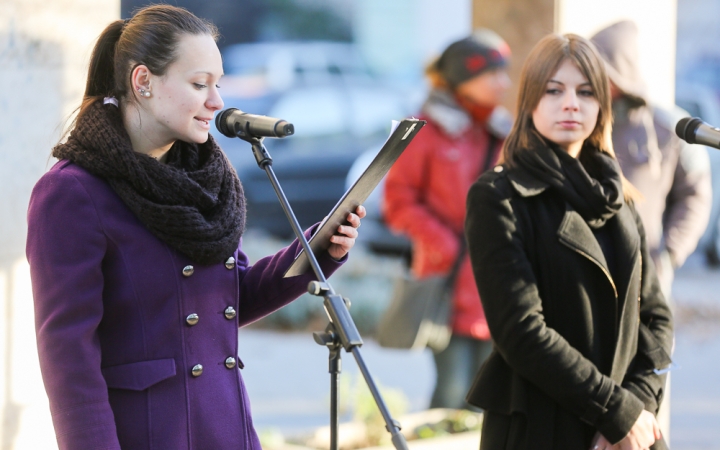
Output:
[506, 166, 549, 197]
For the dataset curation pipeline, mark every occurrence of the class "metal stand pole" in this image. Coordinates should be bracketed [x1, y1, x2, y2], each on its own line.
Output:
[239, 132, 408, 450]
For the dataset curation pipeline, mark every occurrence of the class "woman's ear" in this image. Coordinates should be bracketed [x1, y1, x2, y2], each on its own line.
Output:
[130, 65, 153, 99]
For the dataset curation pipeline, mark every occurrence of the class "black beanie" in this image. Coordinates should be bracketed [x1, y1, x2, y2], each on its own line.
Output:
[436, 29, 511, 89]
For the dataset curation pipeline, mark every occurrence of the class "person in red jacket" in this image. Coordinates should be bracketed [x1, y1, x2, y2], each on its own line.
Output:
[383, 30, 512, 409]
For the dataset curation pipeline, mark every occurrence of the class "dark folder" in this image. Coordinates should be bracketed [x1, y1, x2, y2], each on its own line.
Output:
[284, 118, 426, 278]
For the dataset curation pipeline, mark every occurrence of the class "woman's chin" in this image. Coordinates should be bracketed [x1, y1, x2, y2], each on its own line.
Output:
[188, 131, 210, 144]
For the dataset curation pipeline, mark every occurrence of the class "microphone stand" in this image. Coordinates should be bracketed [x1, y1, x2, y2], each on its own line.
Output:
[236, 129, 408, 450]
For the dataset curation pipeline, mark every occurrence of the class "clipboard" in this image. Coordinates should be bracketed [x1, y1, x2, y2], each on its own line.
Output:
[284, 118, 426, 278]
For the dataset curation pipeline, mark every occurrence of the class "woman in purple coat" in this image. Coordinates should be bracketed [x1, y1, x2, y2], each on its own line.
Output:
[25, 5, 364, 449]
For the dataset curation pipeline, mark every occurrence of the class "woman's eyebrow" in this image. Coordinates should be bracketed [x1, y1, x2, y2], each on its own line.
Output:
[193, 70, 224, 77]
[547, 79, 592, 87]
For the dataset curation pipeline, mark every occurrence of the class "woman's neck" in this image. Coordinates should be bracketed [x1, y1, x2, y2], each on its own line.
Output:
[122, 103, 173, 163]
[564, 142, 583, 158]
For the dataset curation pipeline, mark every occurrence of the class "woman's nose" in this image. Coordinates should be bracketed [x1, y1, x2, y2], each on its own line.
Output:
[207, 87, 224, 111]
[562, 90, 579, 111]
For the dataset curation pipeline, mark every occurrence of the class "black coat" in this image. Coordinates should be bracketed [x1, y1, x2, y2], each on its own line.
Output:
[465, 163, 673, 449]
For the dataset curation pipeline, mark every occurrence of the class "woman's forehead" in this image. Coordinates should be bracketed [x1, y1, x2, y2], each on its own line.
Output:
[170, 34, 223, 76]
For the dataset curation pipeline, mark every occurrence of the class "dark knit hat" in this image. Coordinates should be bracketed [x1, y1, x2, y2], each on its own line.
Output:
[435, 29, 511, 89]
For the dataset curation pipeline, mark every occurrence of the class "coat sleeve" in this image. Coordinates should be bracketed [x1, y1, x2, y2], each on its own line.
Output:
[663, 140, 712, 267]
[26, 168, 121, 449]
[235, 224, 346, 326]
[465, 178, 645, 444]
[620, 204, 674, 414]
[382, 126, 460, 273]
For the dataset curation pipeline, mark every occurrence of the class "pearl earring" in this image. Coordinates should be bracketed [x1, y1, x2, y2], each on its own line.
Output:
[138, 87, 151, 98]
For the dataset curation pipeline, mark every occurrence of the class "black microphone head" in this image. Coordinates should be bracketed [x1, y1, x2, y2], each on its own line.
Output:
[274, 120, 294, 138]
[675, 117, 702, 144]
[215, 108, 239, 138]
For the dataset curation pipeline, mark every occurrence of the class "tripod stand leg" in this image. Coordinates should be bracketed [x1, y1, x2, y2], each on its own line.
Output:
[330, 346, 341, 450]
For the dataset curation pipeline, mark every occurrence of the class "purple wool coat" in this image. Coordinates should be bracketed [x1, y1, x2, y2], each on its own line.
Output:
[26, 160, 344, 449]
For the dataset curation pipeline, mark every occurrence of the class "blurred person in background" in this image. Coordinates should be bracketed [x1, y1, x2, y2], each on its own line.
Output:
[382, 30, 512, 410]
[465, 33, 672, 450]
[590, 20, 712, 299]
[25, 5, 363, 449]
[591, 21, 713, 440]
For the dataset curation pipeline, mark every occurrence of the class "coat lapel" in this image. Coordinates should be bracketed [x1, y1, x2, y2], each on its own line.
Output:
[556, 206, 616, 297]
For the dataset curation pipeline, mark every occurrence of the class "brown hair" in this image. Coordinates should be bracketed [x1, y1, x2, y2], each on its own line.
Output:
[75, 5, 218, 125]
[502, 33, 614, 166]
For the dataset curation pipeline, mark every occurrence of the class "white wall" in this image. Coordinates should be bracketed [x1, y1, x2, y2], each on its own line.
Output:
[0, 1, 119, 448]
[557, 0, 678, 109]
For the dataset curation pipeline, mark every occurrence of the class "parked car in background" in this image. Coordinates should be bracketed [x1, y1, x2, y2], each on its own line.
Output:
[215, 41, 421, 238]
[676, 82, 720, 265]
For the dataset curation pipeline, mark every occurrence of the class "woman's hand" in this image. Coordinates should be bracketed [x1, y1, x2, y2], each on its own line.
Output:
[589, 432, 615, 450]
[589, 410, 661, 450]
[327, 205, 366, 260]
[616, 410, 662, 450]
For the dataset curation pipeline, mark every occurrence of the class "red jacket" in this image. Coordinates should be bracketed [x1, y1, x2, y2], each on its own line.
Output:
[383, 91, 506, 339]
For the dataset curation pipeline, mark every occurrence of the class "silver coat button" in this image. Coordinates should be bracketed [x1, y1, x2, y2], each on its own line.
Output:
[182, 265, 194, 277]
[225, 357, 237, 369]
[493, 165, 504, 173]
[224, 306, 237, 320]
[186, 313, 199, 326]
[225, 256, 236, 270]
[191, 364, 203, 377]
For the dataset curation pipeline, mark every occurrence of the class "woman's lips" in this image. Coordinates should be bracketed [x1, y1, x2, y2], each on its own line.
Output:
[558, 120, 581, 129]
[194, 117, 211, 127]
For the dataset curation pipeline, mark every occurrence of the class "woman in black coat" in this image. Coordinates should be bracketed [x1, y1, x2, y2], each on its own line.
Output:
[465, 34, 673, 450]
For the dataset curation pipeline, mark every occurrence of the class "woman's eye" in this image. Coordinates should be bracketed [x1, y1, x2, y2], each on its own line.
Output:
[546, 88, 561, 95]
[578, 90, 594, 97]
[193, 83, 207, 89]
[215, 84, 221, 89]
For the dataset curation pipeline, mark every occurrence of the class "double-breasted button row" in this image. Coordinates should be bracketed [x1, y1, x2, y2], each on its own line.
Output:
[182, 256, 233, 276]
[190, 357, 240, 377]
[185, 308, 235, 325]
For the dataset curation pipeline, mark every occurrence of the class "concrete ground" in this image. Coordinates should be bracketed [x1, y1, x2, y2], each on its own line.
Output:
[240, 253, 720, 450]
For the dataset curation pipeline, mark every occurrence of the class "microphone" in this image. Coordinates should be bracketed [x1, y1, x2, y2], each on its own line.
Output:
[215, 108, 294, 139]
[676, 117, 720, 149]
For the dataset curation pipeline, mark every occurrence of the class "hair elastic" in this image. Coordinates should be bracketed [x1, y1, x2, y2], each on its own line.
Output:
[103, 96, 119, 107]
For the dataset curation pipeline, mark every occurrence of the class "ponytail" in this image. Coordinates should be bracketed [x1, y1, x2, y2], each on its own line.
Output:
[75, 20, 124, 124]
[85, 20, 124, 98]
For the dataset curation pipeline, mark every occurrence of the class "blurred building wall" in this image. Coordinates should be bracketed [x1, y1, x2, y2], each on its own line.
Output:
[473, 0, 678, 112]
[0, 0, 119, 448]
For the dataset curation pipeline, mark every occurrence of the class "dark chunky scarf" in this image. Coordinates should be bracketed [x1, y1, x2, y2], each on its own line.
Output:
[516, 134, 624, 228]
[53, 100, 245, 265]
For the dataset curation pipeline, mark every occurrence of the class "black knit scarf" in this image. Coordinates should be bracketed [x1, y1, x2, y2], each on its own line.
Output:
[53, 100, 246, 265]
[515, 134, 624, 228]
